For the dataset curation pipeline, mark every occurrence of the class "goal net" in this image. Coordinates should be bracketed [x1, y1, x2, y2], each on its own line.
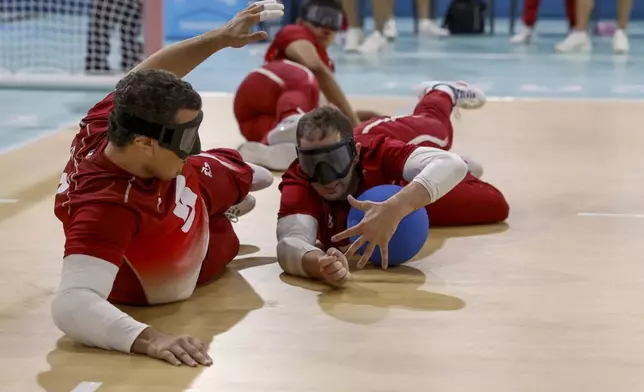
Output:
[0, 0, 163, 90]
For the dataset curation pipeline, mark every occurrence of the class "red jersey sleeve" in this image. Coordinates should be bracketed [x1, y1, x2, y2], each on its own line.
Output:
[187, 148, 253, 216]
[265, 25, 313, 63]
[64, 203, 138, 266]
[79, 92, 116, 136]
[278, 163, 323, 221]
[264, 25, 334, 71]
[359, 135, 419, 182]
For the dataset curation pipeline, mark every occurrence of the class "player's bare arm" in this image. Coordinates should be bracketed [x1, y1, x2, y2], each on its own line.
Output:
[131, 1, 285, 78]
[285, 40, 361, 126]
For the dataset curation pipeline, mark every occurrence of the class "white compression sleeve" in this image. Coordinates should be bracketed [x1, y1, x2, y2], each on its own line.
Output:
[402, 147, 468, 203]
[51, 254, 149, 353]
[276, 214, 320, 277]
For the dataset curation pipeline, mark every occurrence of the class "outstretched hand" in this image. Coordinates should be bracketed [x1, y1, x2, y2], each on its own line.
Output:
[331, 195, 403, 270]
[221, 1, 284, 48]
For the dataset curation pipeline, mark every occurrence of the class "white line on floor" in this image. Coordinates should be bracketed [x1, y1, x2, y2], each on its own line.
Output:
[70, 382, 103, 392]
[577, 212, 644, 219]
[0, 199, 18, 203]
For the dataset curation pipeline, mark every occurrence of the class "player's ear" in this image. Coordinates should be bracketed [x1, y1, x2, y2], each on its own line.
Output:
[355, 143, 361, 156]
[296, 17, 303, 26]
[133, 136, 155, 156]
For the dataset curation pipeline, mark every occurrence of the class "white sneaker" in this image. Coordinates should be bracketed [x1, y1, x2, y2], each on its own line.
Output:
[238, 141, 297, 171]
[418, 19, 450, 37]
[357, 31, 388, 54]
[225, 194, 256, 222]
[265, 113, 302, 145]
[417, 81, 486, 110]
[510, 27, 534, 44]
[344, 27, 363, 52]
[612, 29, 629, 54]
[384, 18, 398, 40]
[555, 30, 592, 52]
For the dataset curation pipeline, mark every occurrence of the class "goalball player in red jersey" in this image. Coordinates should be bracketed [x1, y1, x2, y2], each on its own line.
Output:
[51, 2, 283, 367]
[276, 81, 509, 287]
[233, 0, 381, 170]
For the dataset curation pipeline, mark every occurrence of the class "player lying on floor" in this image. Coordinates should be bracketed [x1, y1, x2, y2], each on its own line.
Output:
[276, 81, 510, 287]
[51, 2, 282, 367]
[234, 0, 381, 169]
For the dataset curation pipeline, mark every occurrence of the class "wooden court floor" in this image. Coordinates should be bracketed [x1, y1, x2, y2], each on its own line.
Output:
[1, 96, 644, 392]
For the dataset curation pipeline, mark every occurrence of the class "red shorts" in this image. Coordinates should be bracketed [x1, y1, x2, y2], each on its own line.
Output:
[234, 60, 320, 143]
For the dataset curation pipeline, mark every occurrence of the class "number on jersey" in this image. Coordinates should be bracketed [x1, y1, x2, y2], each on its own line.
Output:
[56, 172, 70, 194]
[173, 175, 198, 233]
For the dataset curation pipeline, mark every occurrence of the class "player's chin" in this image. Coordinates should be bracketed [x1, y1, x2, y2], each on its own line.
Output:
[320, 188, 346, 201]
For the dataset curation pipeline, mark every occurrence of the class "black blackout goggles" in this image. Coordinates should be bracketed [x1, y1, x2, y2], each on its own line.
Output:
[302, 4, 343, 31]
[296, 137, 357, 185]
[112, 110, 203, 160]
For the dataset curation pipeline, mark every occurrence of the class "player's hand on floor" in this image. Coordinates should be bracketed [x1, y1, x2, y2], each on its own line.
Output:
[131, 327, 212, 367]
[317, 248, 351, 287]
[331, 195, 403, 270]
[221, 1, 284, 48]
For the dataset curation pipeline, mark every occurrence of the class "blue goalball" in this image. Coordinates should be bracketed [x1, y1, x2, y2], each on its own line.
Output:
[346, 184, 430, 267]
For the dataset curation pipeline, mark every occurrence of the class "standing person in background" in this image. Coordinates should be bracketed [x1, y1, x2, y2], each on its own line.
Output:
[510, 0, 576, 44]
[85, 0, 144, 73]
[342, 0, 448, 54]
[555, 0, 631, 53]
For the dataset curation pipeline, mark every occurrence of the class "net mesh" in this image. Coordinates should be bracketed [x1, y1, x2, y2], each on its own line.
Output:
[0, 0, 153, 89]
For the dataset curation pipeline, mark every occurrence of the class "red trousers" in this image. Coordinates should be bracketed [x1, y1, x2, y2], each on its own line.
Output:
[523, 0, 576, 27]
[233, 60, 320, 144]
[358, 90, 509, 226]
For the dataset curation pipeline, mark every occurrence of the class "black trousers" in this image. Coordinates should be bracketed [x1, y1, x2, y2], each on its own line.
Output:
[85, 0, 143, 72]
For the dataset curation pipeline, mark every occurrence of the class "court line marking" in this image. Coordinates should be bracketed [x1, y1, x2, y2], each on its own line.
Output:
[0, 199, 19, 203]
[199, 91, 644, 103]
[70, 382, 103, 392]
[577, 212, 644, 219]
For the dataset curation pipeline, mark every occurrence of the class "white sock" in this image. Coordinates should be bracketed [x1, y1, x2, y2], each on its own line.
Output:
[432, 85, 456, 105]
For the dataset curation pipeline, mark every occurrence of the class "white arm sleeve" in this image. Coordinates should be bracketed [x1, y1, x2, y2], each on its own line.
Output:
[51, 254, 149, 353]
[276, 214, 320, 277]
[402, 147, 468, 203]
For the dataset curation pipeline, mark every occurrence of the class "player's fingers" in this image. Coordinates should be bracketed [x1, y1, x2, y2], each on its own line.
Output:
[344, 235, 366, 260]
[331, 225, 361, 243]
[327, 265, 349, 282]
[327, 247, 347, 263]
[182, 339, 211, 366]
[379, 244, 389, 270]
[260, 8, 284, 22]
[319, 255, 337, 270]
[245, 1, 284, 22]
[170, 345, 198, 367]
[358, 243, 376, 269]
[347, 195, 370, 211]
[158, 349, 182, 366]
[323, 260, 345, 276]
[241, 31, 268, 43]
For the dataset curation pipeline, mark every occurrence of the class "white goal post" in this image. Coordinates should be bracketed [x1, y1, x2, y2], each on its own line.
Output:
[0, 0, 164, 90]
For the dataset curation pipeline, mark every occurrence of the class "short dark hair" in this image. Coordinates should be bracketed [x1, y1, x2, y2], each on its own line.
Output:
[296, 106, 354, 145]
[300, 0, 342, 16]
[108, 69, 202, 147]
